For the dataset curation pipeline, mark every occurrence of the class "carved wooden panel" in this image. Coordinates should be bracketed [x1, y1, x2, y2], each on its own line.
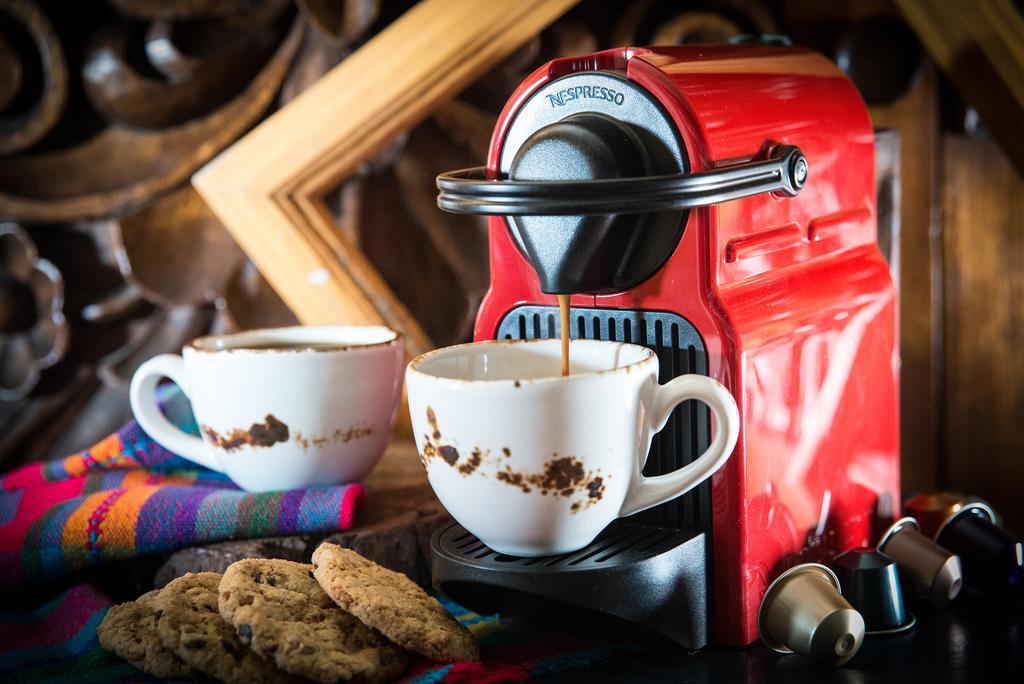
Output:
[0, 0, 305, 466]
[0, 2, 302, 222]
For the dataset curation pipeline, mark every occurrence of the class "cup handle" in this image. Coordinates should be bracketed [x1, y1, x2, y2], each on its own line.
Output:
[129, 354, 223, 472]
[620, 374, 740, 517]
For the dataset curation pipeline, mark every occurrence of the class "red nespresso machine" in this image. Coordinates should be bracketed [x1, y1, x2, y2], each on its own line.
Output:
[431, 44, 899, 649]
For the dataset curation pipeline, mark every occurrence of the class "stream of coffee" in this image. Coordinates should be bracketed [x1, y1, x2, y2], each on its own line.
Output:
[558, 294, 570, 376]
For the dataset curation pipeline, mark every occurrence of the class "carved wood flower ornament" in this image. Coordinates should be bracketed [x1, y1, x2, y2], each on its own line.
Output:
[0, 223, 69, 400]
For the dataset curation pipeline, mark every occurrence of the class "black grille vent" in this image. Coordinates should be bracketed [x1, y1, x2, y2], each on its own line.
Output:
[435, 520, 697, 571]
[495, 306, 711, 533]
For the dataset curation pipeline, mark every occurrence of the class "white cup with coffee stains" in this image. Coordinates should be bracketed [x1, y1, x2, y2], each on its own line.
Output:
[129, 325, 404, 491]
[406, 338, 740, 556]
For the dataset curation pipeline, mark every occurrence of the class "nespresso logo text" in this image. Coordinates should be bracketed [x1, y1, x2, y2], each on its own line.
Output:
[546, 85, 625, 107]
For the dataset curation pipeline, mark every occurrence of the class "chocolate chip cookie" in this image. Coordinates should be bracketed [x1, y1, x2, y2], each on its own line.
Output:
[97, 590, 197, 679]
[312, 543, 479, 663]
[154, 571, 291, 684]
[218, 558, 409, 683]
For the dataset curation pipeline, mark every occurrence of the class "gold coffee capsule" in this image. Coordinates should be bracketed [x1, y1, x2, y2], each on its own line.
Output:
[758, 563, 865, 667]
[878, 517, 963, 609]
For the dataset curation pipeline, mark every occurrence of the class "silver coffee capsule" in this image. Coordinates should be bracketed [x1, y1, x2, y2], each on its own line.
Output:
[878, 516, 963, 609]
[758, 563, 865, 667]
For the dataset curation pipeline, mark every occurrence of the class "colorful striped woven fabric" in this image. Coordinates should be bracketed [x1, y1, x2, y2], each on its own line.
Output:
[0, 387, 364, 589]
[0, 584, 142, 683]
[0, 585, 636, 682]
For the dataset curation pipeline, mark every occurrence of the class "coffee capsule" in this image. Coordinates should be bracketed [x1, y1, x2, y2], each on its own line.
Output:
[877, 516, 963, 609]
[758, 563, 865, 667]
[904, 492, 966, 539]
[833, 548, 915, 634]
[936, 505, 1023, 595]
[962, 495, 1005, 525]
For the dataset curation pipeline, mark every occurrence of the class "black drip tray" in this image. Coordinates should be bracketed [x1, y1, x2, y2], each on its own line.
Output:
[431, 520, 708, 649]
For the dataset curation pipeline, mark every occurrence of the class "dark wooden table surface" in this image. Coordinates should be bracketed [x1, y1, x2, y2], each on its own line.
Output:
[541, 591, 1023, 683]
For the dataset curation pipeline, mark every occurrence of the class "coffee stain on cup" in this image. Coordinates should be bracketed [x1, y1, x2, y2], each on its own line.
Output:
[458, 448, 484, 475]
[574, 477, 606, 513]
[439, 445, 459, 465]
[420, 406, 461, 468]
[202, 414, 290, 451]
[496, 455, 606, 513]
[294, 425, 374, 450]
[336, 425, 373, 442]
[418, 409, 605, 512]
[426, 407, 441, 440]
[496, 470, 531, 492]
[421, 411, 483, 475]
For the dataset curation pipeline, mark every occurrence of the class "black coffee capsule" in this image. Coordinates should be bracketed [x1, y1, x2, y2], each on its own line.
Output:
[833, 548, 915, 635]
[936, 505, 1023, 595]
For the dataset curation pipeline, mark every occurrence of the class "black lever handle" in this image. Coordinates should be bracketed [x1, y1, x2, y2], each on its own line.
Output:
[436, 145, 807, 216]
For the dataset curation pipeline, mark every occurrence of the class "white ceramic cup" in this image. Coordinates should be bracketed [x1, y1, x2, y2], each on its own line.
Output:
[406, 338, 740, 556]
[129, 325, 404, 491]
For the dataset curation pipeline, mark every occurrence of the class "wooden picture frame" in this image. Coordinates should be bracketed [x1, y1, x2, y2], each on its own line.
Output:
[193, 0, 579, 358]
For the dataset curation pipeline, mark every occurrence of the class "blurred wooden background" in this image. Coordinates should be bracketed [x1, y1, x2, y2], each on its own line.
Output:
[0, 0, 1021, 529]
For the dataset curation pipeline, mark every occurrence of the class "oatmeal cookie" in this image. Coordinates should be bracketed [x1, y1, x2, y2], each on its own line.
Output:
[312, 543, 479, 663]
[97, 590, 197, 679]
[218, 558, 409, 683]
[154, 572, 291, 684]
